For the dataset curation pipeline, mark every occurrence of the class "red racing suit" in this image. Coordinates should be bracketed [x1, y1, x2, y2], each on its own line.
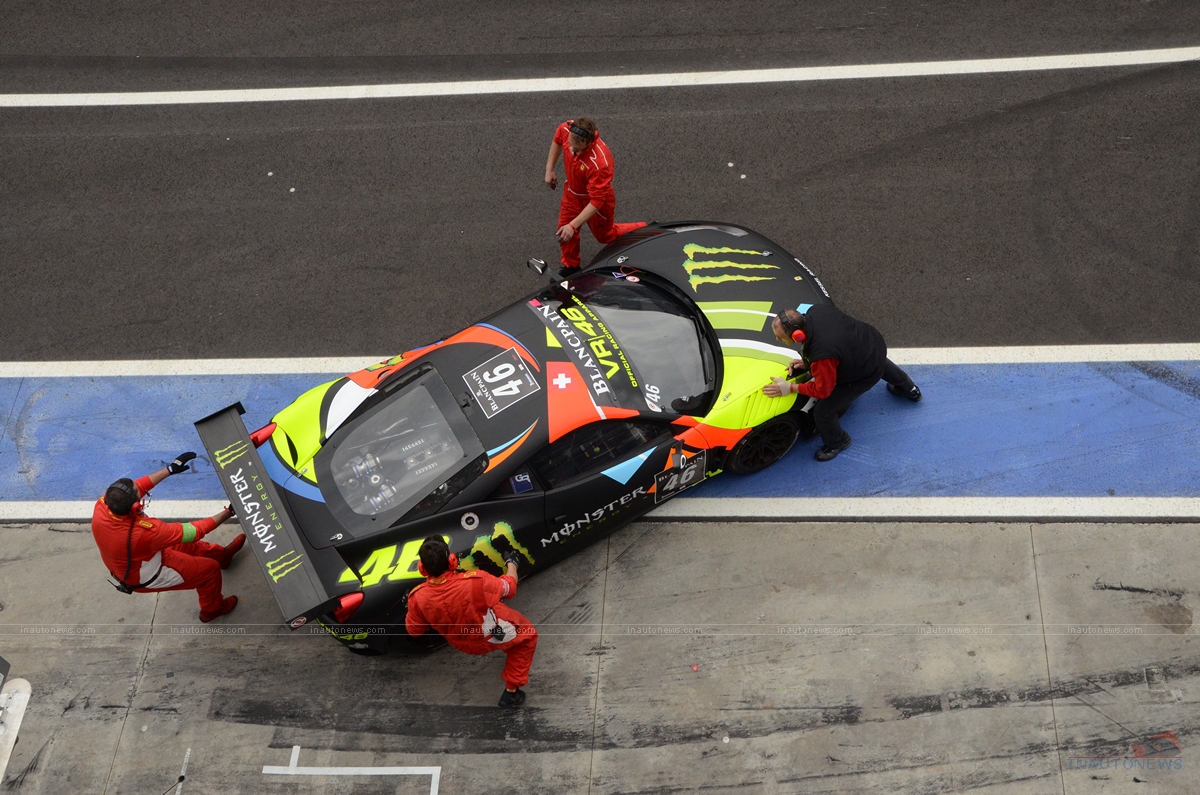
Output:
[405, 569, 538, 688]
[554, 120, 647, 268]
[91, 476, 228, 613]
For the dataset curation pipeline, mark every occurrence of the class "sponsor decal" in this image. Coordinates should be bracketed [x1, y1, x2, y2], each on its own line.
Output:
[228, 467, 284, 555]
[681, 244, 779, 292]
[509, 471, 534, 493]
[653, 450, 707, 503]
[541, 486, 647, 547]
[462, 522, 534, 572]
[462, 347, 541, 419]
[267, 550, 304, 582]
[793, 258, 830, 297]
[338, 522, 537, 589]
[289, 616, 307, 628]
[528, 296, 640, 405]
[214, 440, 250, 469]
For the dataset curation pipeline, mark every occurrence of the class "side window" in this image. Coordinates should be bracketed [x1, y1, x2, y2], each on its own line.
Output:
[529, 420, 669, 489]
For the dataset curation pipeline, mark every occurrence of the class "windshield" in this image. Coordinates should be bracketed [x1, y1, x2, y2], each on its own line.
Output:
[528, 273, 715, 414]
[317, 370, 485, 537]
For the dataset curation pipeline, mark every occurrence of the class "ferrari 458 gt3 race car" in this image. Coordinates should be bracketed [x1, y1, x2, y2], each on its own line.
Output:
[196, 221, 833, 653]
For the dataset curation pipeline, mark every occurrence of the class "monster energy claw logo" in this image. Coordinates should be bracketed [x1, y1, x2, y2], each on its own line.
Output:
[214, 440, 251, 469]
[682, 244, 779, 292]
[267, 550, 304, 582]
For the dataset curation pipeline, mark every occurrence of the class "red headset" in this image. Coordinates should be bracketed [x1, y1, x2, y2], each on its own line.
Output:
[779, 315, 806, 344]
[417, 551, 459, 578]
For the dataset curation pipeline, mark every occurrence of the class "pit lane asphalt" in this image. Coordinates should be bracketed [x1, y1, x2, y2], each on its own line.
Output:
[2, 5, 1200, 360]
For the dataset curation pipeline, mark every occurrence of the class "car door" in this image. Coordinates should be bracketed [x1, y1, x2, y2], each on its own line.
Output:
[529, 419, 676, 567]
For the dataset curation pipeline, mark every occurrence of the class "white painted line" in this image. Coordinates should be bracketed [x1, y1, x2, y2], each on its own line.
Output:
[0, 678, 32, 782]
[0, 501, 226, 522]
[175, 748, 190, 795]
[263, 746, 440, 794]
[0, 344, 1196, 379]
[649, 497, 1200, 522]
[888, 343, 1200, 365]
[3, 46, 1199, 107]
[7, 497, 1200, 524]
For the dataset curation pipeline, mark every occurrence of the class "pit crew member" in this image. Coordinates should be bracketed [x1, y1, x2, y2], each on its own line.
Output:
[762, 306, 922, 461]
[91, 452, 246, 622]
[405, 536, 538, 708]
[544, 116, 647, 272]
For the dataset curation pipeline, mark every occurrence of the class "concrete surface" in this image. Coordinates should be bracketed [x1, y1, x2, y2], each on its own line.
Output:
[1, 519, 1196, 793]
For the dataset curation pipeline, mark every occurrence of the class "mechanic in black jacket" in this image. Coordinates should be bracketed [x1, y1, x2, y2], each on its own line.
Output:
[762, 305, 921, 461]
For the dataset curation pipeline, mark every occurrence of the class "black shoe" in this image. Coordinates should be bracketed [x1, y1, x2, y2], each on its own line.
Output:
[498, 688, 526, 708]
[814, 436, 851, 462]
[888, 383, 922, 402]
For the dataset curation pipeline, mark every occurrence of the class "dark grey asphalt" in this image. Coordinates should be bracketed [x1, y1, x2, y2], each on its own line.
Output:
[2, 4, 1199, 359]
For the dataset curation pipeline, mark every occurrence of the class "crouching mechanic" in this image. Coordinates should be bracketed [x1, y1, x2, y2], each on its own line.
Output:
[762, 306, 922, 461]
[91, 452, 246, 622]
[405, 536, 538, 708]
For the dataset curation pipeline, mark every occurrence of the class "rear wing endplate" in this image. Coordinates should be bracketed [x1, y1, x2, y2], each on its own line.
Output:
[195, 403, 339, 630]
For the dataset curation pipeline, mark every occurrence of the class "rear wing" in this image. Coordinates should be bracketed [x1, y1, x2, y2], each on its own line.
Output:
[195, 403, 340, 630]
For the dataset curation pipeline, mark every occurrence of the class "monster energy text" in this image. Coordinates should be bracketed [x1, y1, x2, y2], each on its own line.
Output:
[228, 467, 280, 554]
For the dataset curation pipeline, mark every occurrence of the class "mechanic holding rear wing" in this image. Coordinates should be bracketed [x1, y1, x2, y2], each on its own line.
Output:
[544, 116, 647, 274]
[91, 452, 247, 622]
[405, 536, 538, 708]
[762, 306, 922, 461]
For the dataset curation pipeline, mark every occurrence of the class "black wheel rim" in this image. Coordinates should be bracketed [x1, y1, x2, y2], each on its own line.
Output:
[736, 421, 797, 470]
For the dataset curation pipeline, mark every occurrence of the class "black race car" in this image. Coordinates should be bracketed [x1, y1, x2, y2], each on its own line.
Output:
[197, 222, 832, 653]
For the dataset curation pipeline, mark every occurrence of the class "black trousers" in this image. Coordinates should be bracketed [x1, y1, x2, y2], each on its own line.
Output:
[812, 359, 914, 447]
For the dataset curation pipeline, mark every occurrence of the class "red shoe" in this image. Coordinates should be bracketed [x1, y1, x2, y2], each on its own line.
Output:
[199, 595, 238, 623]
[220, 534, 247, 569]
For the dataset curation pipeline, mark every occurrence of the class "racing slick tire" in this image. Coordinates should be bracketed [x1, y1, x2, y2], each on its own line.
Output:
[726, 416, 800, 475]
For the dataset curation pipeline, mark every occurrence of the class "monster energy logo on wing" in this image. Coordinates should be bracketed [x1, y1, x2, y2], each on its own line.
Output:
[214, 440, 251, 469]
[682, 244, 779, 292]
[267, 550, 304, 582]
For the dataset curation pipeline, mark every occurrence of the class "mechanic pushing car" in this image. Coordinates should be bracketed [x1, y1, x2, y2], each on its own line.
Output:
[405, 536, 538, 708]
[91, 452, 246, 622]
[762, 306, 922, 461]
[544, 116, 647, 273]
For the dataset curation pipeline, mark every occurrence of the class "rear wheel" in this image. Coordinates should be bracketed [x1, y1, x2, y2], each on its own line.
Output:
[726, 416, 800, 474]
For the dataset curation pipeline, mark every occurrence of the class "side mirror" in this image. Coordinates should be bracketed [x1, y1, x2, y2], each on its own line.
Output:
[526, 258, 547, 276]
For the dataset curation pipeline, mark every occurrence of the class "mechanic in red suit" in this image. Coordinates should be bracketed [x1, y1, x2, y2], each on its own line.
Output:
[544, 116, 647, 272]
[91, 452, 246, 622]
[762, 306, 922, 461]
[405, 536, 538, 708]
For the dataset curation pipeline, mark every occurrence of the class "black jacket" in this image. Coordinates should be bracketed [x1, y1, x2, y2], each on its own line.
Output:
[802, 305, 887, 384]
